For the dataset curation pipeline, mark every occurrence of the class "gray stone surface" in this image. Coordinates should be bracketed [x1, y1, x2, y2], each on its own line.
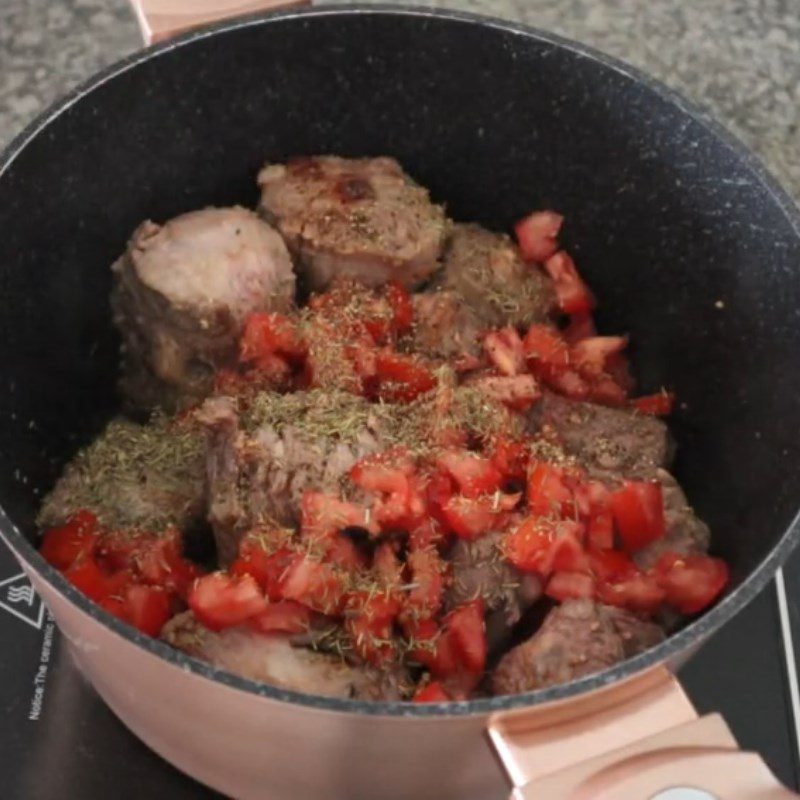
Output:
[0, 0, 798, 201]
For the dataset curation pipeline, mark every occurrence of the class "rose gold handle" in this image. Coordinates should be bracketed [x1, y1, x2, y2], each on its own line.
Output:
[488, 666, 798, 799]
[130, 0, 310, 44]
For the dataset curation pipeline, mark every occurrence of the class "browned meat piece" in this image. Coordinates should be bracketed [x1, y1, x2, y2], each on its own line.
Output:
[446, 532, 542, 654]
[162, 611, 405, 700]
[634, 469, 711, 569]
[37, 417, 205, 531]
[258, 156, 448, 292]
[198, 392, 386, 565]
[112, 206, 296, 412]
[437, 223, 555, 328]
[406, 290, 483, 361]
[529, 392, 672, 480]
[491, 600, 664, 695]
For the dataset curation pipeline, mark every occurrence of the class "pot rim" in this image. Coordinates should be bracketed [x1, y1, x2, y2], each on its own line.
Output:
[2, 3, 799, 719]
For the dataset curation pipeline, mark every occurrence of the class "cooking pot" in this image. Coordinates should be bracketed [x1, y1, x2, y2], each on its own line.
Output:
[1, 3, 800, 798]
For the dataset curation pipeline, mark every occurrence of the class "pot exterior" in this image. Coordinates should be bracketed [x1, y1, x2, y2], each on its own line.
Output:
[28, 566, 505, 800]
[22, 553, 703, 800]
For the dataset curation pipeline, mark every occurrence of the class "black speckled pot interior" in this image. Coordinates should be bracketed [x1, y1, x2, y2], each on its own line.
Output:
[1, 5, 800, 716]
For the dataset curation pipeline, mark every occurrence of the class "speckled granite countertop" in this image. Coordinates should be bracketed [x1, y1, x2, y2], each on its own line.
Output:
[1, 0, 799, 201]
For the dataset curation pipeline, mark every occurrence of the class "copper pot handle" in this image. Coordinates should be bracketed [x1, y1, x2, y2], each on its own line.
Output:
[129, 0, 310, 44]
[488, 666, 798, 798]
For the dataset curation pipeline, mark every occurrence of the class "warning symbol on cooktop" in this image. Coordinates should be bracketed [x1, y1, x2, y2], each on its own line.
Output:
[0, 573, 45, 630]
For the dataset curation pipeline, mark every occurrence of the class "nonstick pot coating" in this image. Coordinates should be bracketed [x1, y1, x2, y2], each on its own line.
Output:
[1, 6, 799, 716]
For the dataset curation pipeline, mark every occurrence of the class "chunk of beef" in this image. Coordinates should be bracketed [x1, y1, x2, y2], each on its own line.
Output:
[634, 469, 711, 569]
[162, 611, 405, 700]
[37, 417, 205, 531]
[406, 290, 483, 361]
[491, 599, 664, 695]
[258, 156, 448, 292]
[529, 392, 672, 480]
[198, 393, 386, 565]
[437, 223, 555, 328]
[112, 207, 296, 412]
[446, 532, 542, 654]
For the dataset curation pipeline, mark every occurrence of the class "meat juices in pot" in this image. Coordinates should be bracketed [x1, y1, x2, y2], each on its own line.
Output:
[37, 154, 728, 703]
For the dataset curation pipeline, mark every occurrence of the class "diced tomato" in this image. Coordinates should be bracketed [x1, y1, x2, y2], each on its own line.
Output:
[408, 518, 445, 549]
[546, 571, 596, 602]
[403, 546, 445, 621]
[562, 312, 597, 345]
[345, 591, 402, 667]
[503, 516, 554, 573]
[514, 210, 563, 262]
[586, 511, 614, 549]
[326, 535, 368, 573]
[489, 437, 530, 482]
[231, 545, 298, 601]
[63, 557, 115, 602]
[484, 327, 526, 376]
[40, 510, 98, 570]
[351, 449, 415, 494]
[445, 599, 487, 674]
[538, 364, 590, 400]
[573, 478, 610, 518]
[405, 602, 486, 684]
[360, 317, 391, 346]
[374, 350, 437, 402]
[570, 336, 628, 378]
[608, 481, 666, 553]
[133, 528, 200, 599]
[440, 492, 518, 540]
[526, 460, 573, 516]
[123, 584, 171, 637]
[350, 449, 426, 530]
[585, 373, 628, 407]
[605, 352, 635, 393]
[453, 353, 484, 374]
[99, 594, 129, 622]
[248, 601, 313, 634]
[364, 493, 409, 531]
[471, 374, 541, 411]
[588, 549, 638, 583]
[345, 341, 379, 384]
[548, 529, 589, 573]
[189, 572, 267, 631]
[240, 312, 307, 366]
[95, 529, 148, 572]
[653, 553, 729, 614]
[436, 450, 503, 499]
[405, 617, 458, 677]
[385, 281, 414, 335]
[543, 251, 595, 315]
[278, 556, 345, 616]
[424, 470, 456, 533]
[522, 325, 570, 368]
[413, 682, 450, 703]
[631, 392, 676, 417]
[300, 491, 376, 539]
[373, 541, 404, 588]
[504, 517, 584, 576]
[597, 572, 666, 614]
[573, 481, 615, 549]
